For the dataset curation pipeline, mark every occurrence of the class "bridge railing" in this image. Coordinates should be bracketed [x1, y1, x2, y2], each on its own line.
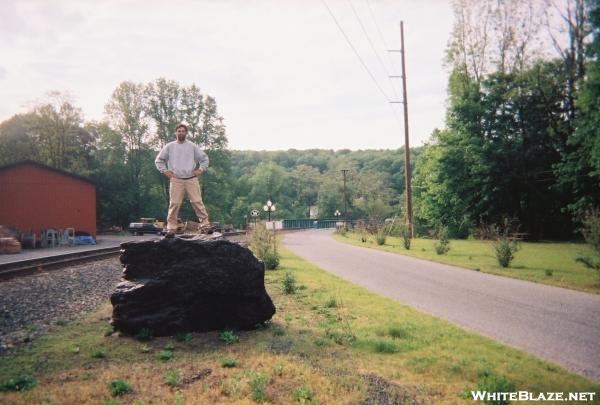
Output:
[281, 219, 355, 230]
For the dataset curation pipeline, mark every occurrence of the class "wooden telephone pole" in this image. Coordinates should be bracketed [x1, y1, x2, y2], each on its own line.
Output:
[341, 169, 349, 221]
[390, 21, 414, 237]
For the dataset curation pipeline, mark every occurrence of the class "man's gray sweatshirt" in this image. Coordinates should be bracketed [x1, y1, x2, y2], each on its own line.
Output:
[155, 140, 209, 179]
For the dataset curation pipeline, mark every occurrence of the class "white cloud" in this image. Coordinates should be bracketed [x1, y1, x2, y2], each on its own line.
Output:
[0, 0, 456, 149]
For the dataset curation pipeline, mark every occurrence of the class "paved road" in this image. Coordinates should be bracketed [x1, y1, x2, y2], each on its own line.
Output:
[283, 229, 600, 381]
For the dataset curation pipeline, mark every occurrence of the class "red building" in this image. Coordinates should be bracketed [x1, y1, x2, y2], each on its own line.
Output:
[0, 160, 96, 237]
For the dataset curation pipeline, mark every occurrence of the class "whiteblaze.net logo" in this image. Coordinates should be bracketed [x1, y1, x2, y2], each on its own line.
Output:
[471, 391, 597, 402]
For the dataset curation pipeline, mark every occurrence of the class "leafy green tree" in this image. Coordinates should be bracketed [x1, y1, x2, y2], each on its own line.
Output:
[105, 81, 149, 218]
[291, 164, 321, 217]
[415, 59, 575, 239]
[87, 121, 133, 227]
[144, 78, 181, 148]
[556, 0, 600, 218]
[0, 113, 39, 165]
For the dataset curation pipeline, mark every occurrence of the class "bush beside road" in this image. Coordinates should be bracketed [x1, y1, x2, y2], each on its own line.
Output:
[335, 232, 600, 294]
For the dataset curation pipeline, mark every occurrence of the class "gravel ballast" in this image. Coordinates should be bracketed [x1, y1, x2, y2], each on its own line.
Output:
[0, 258, 122, 355]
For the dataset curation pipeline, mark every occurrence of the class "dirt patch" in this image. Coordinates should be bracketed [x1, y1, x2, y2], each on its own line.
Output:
[269, 339, 293, 355]
[357, 373, 422, 405]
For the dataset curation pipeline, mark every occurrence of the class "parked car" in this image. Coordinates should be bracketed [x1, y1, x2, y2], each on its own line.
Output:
[74, 231, 96, 245]
[128, 222, 165, 236]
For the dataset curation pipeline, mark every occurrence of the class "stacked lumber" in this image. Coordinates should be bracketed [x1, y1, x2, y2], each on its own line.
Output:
[0, 225, 16, 238]
[0, 237, 21, 254]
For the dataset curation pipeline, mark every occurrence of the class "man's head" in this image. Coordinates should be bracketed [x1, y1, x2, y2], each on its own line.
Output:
[175, 124, 188, 142]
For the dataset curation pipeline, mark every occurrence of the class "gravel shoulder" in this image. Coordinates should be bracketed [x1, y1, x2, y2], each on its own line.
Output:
[0, 258, 122, 355]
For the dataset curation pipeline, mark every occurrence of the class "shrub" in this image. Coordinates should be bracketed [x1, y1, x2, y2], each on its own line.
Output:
[373, 340, 399, 353]
[249, 221, 278, 262]
[0, 375, 37, 392]
[433, 226, 450, 255]
[248, 372, 268, 402]
[325, 329, 355, 346]
[475, 372, 516, 405]
[581, 209, 600, 252]
[175, 333, 192, 342]
[220, 330, 239, 344]
[384, 217, 411, 249]
[293, 385, 315, 402]
[487, 219, 520, 267]
[388, 325, 411, 339]
[314, 337, 328, 347]
[576, 210, 600, 284]
[324, 297, 338, 308]
[545, 269, 553, 276]
[91, 348, 106, 359]
[157, 350, 173, 361]
[358, 223, 369, 243]
[110, 379, 133, 396]
[273, 327, 285, 336]
[375, 229, 386, 245]
[494, 238, 519, 267]
[136, 328, 153, 341]
[221, 358, 238, 368]
[402, 226, 411, 250]
[282, 272, 297, 294]
[263, 252, 280, 270]
[336, 226, 348, 236]
[165, 369, 182, 388]
[272, 364, 284, 376]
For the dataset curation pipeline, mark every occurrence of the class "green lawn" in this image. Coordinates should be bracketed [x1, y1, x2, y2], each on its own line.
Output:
[334, 232, 600, 294]
[1, 248, 598, 404]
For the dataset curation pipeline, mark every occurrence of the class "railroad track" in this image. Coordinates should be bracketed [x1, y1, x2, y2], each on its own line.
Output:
[0, 231, 250, 279]
[0, 246, 122, 279]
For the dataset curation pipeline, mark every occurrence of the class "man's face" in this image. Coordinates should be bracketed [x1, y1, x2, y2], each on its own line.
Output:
[176, 127, 187, 142]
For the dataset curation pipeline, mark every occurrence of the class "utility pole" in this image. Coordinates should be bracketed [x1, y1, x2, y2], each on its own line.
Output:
[341, 169, 349, 221]
[389, 21, 414, 237]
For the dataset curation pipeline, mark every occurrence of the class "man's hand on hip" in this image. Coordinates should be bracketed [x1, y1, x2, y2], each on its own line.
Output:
[165, 170, 175, 179]
[192, 169, 204, 177]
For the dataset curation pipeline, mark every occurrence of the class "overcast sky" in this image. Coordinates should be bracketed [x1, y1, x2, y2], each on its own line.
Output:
[2, 1, 459, 150]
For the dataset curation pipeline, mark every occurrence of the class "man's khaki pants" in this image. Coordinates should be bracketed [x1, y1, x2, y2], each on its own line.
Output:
[167, 178, 209, 232]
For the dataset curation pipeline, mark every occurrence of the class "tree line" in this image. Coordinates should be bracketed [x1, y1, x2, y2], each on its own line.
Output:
[413, 0, 599, 239]
[0, 83, 421, 230]
[0, 0, 597, 240]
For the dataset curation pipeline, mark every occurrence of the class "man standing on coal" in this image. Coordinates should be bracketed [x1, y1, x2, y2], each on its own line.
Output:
[155, 123, 211, 237]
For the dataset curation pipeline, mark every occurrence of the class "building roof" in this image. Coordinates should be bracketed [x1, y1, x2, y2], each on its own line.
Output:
[0, 160, 95, 185]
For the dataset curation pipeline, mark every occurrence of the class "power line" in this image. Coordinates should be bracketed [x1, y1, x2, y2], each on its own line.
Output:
[365, 0, 401, 77]
[321, 0, 403, 127]
[321, 0, 391, 103]
[347, 0, 401, 101]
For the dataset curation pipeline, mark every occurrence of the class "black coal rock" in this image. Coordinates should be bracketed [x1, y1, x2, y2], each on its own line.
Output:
[111, 238, 275, 336]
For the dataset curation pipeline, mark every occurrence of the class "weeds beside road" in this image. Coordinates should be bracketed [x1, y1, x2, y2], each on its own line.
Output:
[335, 232, 600, 294]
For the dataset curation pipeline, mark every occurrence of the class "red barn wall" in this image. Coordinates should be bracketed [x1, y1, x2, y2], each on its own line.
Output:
[0, 163, 96, 237]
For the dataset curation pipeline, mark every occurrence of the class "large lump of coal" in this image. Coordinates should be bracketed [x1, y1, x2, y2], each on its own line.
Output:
[111, 238, 275, 336]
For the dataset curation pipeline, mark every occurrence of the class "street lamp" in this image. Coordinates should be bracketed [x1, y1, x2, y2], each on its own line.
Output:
[334, 210, 341, 219]
[263, 198, 276, 221]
